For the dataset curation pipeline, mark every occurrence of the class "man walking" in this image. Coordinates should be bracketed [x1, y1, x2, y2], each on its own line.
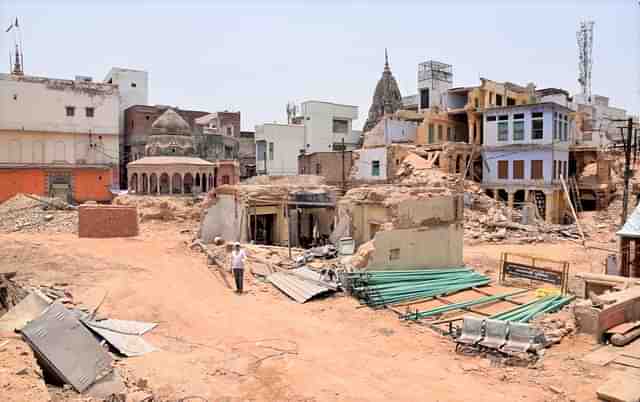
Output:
[231, 242, 246, 294]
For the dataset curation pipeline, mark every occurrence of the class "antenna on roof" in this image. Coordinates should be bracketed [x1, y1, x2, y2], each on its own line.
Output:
[5, 17, 23, 75]
[577, 20, 594, 103]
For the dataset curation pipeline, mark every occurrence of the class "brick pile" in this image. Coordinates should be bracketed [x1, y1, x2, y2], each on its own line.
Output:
[78, 204, 138, 238]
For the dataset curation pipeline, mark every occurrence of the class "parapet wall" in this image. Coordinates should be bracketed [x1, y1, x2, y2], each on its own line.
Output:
[78, 205, 139, 238]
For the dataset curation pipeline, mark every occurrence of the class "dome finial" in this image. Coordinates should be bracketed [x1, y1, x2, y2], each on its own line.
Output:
[384, 48, 389, 71]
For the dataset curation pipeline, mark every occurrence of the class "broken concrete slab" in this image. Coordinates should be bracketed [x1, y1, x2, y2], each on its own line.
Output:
[0, 291, 50, 332]
[84, 369, 126, 399]
[21, 302, 113, 392]
[596, 370, 640, 402]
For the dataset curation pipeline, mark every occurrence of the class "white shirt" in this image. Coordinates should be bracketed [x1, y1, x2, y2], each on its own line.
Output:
[231, 249, 246, 270]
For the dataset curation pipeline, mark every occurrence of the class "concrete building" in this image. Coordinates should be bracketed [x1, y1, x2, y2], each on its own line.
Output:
[199, 177, 337, 248]
[0, 72, 120, 203]
[121, 105, 209, 188]
[255, 123, 305, 176]
[104, 67, 148, 184]
[296, 100, 359, 153]
[573, 94, 627, 148]
[332, 187, 463, 269]
[482, 102, 572, 223]
[362, 117, 417, 147]
[350, 145, 411, 184]
[255, 100, 358, 176]
[298, 151, 353, 187]
[239, 131, 256, 180]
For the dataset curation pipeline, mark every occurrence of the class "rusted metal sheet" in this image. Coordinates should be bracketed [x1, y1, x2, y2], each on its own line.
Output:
[21, 302, 112, 392]
[268, 271, 334, 303]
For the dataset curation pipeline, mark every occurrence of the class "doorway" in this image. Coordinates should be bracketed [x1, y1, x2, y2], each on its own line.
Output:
[250, 214, 275, 245]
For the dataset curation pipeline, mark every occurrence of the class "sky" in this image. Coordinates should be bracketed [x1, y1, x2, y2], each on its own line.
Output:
[1, 0, 638, 131]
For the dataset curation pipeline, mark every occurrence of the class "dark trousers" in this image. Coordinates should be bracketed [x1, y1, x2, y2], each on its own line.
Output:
[233, 269, 244, 292]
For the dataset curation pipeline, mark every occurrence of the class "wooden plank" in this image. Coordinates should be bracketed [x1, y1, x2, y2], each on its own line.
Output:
[613, 356, 640, 370]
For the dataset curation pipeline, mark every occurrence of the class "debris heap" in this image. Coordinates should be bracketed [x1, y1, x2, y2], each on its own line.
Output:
[0, 193, 77, 233]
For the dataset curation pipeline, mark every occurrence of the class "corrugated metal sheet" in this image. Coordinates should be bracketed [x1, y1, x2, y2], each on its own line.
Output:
[21, 302, 113, 392]
[290, 267, 338, 291]
[268, 271, 334, 303]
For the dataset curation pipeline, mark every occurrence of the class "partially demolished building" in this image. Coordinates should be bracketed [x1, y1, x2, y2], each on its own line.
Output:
[332, 185, 463, 269]
[199, 176, 337, 248]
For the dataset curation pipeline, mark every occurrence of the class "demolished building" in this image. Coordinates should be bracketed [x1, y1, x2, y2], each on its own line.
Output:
[331, 185, 463, 269]
[199, 176, 337, 248]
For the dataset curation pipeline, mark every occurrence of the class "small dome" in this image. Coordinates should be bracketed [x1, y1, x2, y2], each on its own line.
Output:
[150, 108, 191, 136]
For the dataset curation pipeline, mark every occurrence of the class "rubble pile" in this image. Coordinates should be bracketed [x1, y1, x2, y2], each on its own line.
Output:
[464, 190, 583, 243]
[395, 153, 460, 188]
[0, 194, 77, 233]
[113, 194, 203, 222]
[0, 273, 28, 316]
[531, 308, 576, 345]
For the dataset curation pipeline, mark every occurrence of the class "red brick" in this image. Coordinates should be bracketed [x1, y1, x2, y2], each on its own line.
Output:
[78, 205, 138, 238]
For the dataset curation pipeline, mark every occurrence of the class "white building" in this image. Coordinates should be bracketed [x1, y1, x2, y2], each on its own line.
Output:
[255, 123, 305, 175]
[573, 94, 626, 148]
[362, 117, 417, 147]
[482, 102, 573, 223]
[298, 100, 359, 152]
[0, 72, 120, 202]
[255, 100, 359, 176]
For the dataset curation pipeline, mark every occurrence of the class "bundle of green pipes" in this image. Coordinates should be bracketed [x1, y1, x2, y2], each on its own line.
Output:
[343, 267, 490, 308]
[489, 294, 576, 323]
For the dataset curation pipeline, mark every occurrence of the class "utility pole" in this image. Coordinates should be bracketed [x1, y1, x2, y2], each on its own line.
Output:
[621, 117, 634, 225]
[341, 138, 345, 191]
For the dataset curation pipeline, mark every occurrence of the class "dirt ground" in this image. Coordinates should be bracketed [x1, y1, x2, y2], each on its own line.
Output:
[0, 220, 619, 402]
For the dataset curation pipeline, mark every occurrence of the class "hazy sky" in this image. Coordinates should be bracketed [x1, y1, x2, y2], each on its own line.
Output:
[1, 0, 638, 130]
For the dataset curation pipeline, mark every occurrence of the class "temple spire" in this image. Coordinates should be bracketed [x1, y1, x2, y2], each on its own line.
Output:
[384, 48, 389, 71]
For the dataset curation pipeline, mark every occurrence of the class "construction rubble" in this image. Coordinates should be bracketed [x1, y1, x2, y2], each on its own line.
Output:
[0, 193, 78, 234]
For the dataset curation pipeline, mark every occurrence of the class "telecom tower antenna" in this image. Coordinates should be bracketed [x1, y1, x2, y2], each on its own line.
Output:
[5, 17, 24, 75]
[286, 102, 297, 124]
[577, 20, 594, 103]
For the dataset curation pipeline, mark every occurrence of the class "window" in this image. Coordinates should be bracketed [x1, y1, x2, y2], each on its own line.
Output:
[428, 124, 434, 143]
[513, 114, 524, 141]
[531, 160, 543, 180]
[268, 142, 274, 160]
[372, 160, 380, 177]
[487, 116, 497, 122]
[145, 115, 150, 120]
[497, 121, 508, 142]
[389, 248, 400, 261]
[222, 175, 230, 185]
[562, 114, 569, 141]
[507, 97, 516, 106]
[489, 92, 494, 105]
[563, 161, 567, 178]
[420, 88, 429, 109]
[583, 131, 593, 141]
[496, 94, 503, 106]
[226, 126, 233, 136]
[65, 106, 75, 117]
[513, 160, 524, 179]
[333, 119, 348, 133]
[474, 97, 479, 108]
[498, 160, 509, 179]
[224, 145, 233, 159]
[131, 82, 137, 88]
[437, 125, 443, 141]
[130, 119, 134, 129]
[532, 112, 544, 140]
[553, 112, 559, 140]
[553, 160, 557, 179]
[315, 163, 321, 174]
[447, 127, 453, 141]
[85, 107, 94, 118]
